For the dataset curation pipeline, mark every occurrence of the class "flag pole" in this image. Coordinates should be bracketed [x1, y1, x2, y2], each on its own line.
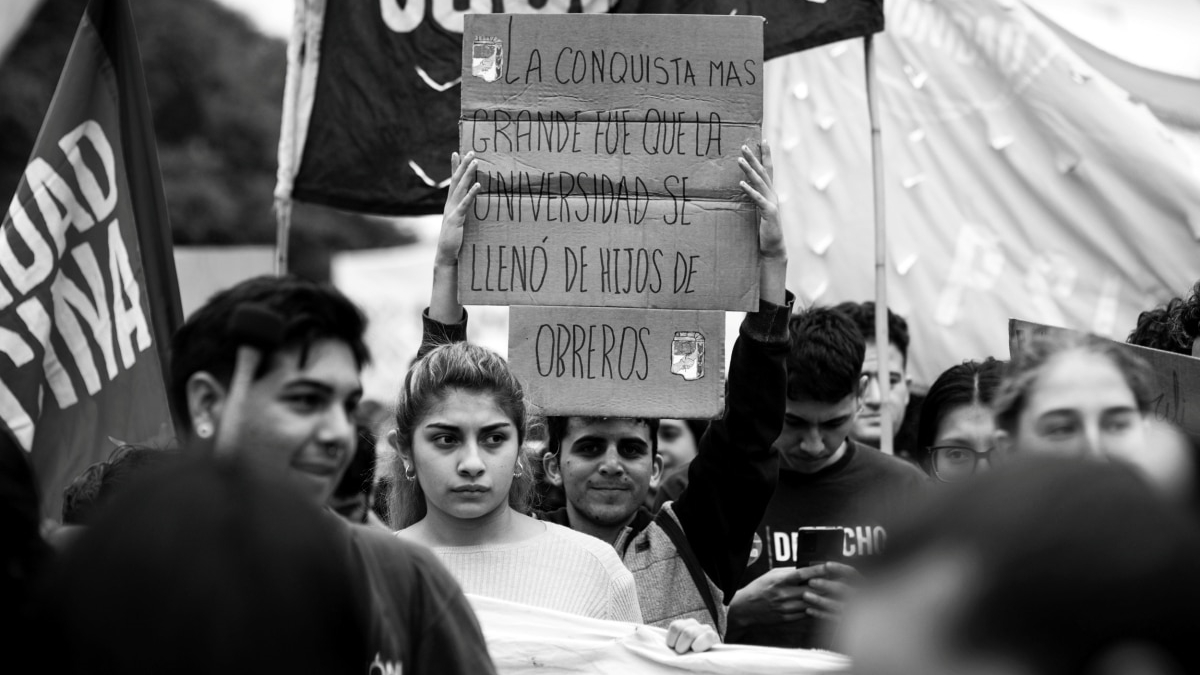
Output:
[274, 201, 291, 275]
[864, 34, 893, 455]
[273, 0, 312, 276]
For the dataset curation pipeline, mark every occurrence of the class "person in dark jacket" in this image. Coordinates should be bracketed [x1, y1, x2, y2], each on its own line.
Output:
[421, 143, 790, 643]
[28, 457, 367, 675]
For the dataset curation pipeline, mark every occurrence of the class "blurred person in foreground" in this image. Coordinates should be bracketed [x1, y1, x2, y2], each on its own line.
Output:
[50, 444, 175, 548]
[1, 438, 49, 631]
[914, 359, 1006, 483]
[843, 456, 1200, 675]
[26, 458, 364, 675]
[169, 275, 494, 675]
[994, 332, 1197, 505]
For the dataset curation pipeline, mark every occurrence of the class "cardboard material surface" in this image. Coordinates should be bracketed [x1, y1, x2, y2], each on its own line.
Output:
[461, 13, 763, 310]
[462, 199, 757, 309]
[1009, 319, 1200, 438]
[460, 14, 763, 121]
[509, 306, 726, 418]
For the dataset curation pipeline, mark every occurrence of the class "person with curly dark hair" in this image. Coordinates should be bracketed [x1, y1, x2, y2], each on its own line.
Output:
[1176, 280, 1200, 357]
[1127, 297, 1191, 355]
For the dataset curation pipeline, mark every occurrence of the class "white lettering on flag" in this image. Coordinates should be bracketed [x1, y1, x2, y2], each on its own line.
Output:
[0, 324, 37, 450]
[382, 0, 613, 35]
[0, 120, 152, 451]
[108, 219, 151, 367]
[17, 295, 77, 408]
[53, 243, 117, 394]
[58, 120, 118, 224]
[0, 191, 56, 296]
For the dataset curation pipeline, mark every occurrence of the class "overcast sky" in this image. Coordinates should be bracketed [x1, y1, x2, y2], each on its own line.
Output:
[215, 0, 292, 39]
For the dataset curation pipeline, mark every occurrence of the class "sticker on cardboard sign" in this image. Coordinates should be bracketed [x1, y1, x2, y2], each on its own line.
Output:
[471, 36, 504, 82]
[671, 331, 705, 381]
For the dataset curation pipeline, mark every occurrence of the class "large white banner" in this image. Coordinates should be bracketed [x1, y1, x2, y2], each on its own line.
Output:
[767, 0, 1200, 384]
[469, 594, 850, 674]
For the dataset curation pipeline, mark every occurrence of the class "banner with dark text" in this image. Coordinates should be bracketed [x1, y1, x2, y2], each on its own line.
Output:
[283, 0, 883, 215]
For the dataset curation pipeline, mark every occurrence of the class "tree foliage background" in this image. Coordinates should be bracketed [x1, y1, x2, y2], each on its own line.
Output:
[0, 0, 416, 281]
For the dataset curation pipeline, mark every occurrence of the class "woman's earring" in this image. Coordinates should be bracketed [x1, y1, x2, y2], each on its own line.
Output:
[512, 462, 523, 478]
[404, 464, 417, 481]
[195, 419, 214, 439]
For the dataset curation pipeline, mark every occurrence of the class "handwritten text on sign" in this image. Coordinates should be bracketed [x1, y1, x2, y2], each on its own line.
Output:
[459, 14, 764, 310]
[509, 306, 726, 418]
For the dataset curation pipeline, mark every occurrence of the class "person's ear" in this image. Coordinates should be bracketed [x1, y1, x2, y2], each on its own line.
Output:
[649, 451, 664, 490]
[387, 429, 413, 466]
[543, 450, 564, 487]
[186, 371, 227, 438]
[854, 369, 873, 408]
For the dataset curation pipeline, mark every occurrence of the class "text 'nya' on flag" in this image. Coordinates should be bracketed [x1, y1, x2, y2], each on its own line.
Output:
[0, 0, 180, 518]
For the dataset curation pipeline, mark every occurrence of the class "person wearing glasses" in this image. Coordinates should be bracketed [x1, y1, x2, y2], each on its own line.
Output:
[915, 358, 1007, 483]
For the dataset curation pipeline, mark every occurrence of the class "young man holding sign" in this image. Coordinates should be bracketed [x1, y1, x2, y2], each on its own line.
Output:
[422, 143, 790, 643]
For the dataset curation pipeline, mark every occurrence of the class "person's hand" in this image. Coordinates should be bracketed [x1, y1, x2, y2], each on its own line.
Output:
[665, 619, 719, 654]
[738, 142, 784, 262]
[212, 345, 262, 458]
[803, 562, 862, 622]
[429, 152, 480, 324]
[435, 151, 481, 268]
[729, 565, 825, 629]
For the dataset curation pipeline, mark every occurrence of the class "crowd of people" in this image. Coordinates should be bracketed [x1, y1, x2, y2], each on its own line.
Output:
[4, 143, 1200, 675]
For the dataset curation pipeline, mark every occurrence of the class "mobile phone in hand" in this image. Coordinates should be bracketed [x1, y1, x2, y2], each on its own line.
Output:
[795, 526, 845, 568]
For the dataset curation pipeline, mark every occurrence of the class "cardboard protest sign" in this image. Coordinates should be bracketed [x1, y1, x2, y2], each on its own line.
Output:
[0, 0, 182, 517]
[459, 13, 762, 311]
[1009, 320, 1200, 439]
[509, 306, 725, 418]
